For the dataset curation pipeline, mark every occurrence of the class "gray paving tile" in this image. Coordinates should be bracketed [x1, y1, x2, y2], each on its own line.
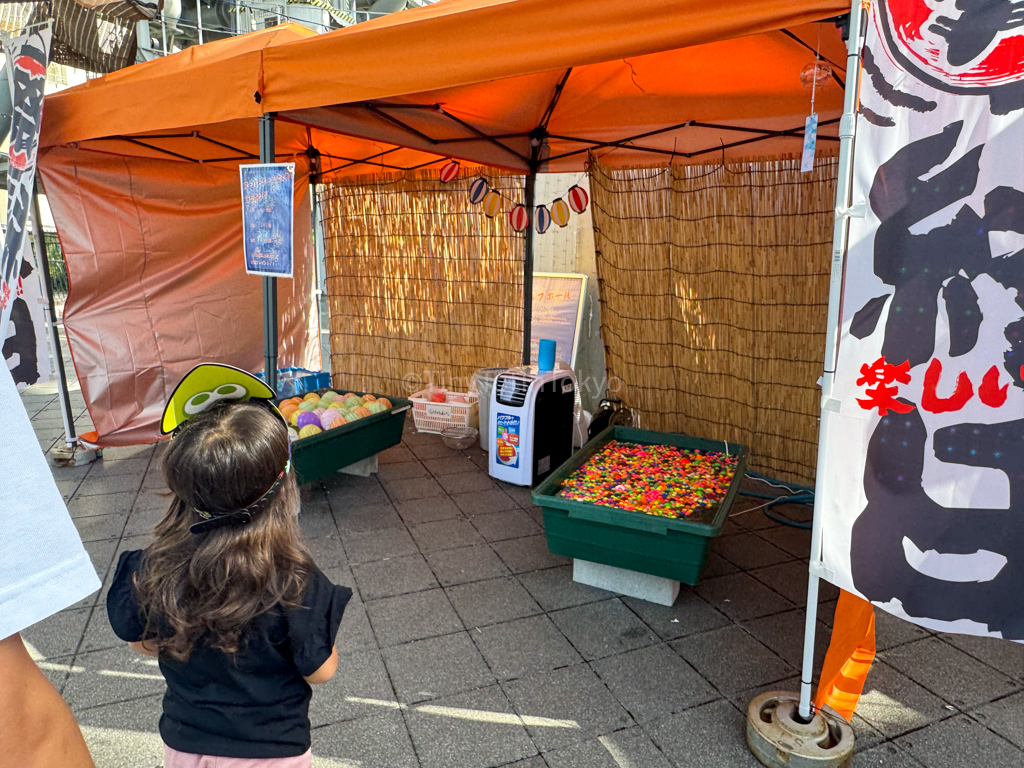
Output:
[70, 538, 118, 609]
[344, 526, 419, 564]
[405, 684, 537, 768]
[426, 544, 511, 587]
[72, 512, 127, 543]
[712, 532, 793, 570]
[74, 473, 143, 496]
[591, 644, 717, 723]
[470, 508, 543, 542]
[550, 599, 657, 661]
[383, 475, 447, 502]
[453, 488, 521, 515]
[73, 692, 164, 733]
[694, 572, 794, 622]
[308, 648, 397, 726]
[473, 615, 582, 681]
[409, 442, 461, 461]
[519, 565, 615, 612]
[331, 501, 405, 534]
[304, 534, 349, 570]
[447, 577, 543, 628]
[365, 588, 464, 647]
[97, 444, 157, 462]
[435, 471, 499, 495]
[67, 491, 136, 518]
[87, 457, 151, 478]
[352, 554, 439, 601]
[409, 518, 486, 552]
[377, 460, 431, 481]
[748, 560, 832, 606]
[756, 523, 813, 559]
[741, 609, 832, 669]
[499, 483, 534, 508]
[133, 489, 173, 512]
[325, 481, 392, 509]
[497, 758, 547, 768]
[298, 505, 340, 539]
[645, 698, 761, 768]
[383, 631, 496, 704]
[856, 661, 950, 737]
[395, 495, 464, 525]
[315, 710, 419, 768]
[621, 592, 730, 641]
[671, 625, 795, 694]
[21, 606, 92, 660]
[895, 714, 1024, 768]
[881, 637, 1020, 708]
[492, 535, 570, 574]
[972, 690, 1024, 749]
[423, 456, 479, 475]
[850, 712, 889, 754]
[874, 609, 931, 651]
[700, 552, 739, 579]
[63, 646, 166, 710]
[544, 728, 673, 768]
[335, 600, 378, 654]
[852, 743, 927, 768]
[939, 633, 1024, 682]
[124, 504, 166, 538]
[79, 605, 127, 654]
[502, 664, 634, 751]
[378, 443, 417, 464]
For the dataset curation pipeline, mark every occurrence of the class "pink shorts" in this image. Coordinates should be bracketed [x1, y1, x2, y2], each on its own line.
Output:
[163, 745, 312, 768]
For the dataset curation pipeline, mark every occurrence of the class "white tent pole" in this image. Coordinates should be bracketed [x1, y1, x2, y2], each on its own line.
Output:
[798, 0, 867, 722]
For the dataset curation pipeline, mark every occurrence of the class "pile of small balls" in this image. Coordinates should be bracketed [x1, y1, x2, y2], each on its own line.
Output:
[279, 391, 393, 441]
[557, 440, 739, 520]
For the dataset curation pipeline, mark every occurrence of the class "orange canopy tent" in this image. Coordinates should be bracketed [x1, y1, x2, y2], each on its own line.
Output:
[38, 0, 850, 448]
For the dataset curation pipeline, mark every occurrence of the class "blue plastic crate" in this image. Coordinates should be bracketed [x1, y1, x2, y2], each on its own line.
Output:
[255, 368, 332, 399]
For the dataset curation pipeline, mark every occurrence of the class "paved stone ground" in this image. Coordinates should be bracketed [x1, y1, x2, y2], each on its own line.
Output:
[17, 372, 1024, 768]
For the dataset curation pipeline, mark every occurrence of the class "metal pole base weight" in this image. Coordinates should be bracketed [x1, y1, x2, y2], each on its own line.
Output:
[746, 691, 854, 768]
[49, 444, 101, 468]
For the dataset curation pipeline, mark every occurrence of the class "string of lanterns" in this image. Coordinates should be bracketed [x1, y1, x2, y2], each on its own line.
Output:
[439, 159, 589, 234]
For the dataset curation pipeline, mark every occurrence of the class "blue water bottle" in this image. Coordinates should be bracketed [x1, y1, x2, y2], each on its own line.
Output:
[538, 339, 557, 372]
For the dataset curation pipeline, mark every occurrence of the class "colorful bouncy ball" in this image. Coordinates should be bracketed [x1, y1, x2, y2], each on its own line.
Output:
[509, 204, 530, 232]
[481, 190, 502, 218]
[468, 177, 489, 204]
[296, 411, 320, 429]
[534, 204, 551, 234]
[567, 184, 589, 214]
[550, 198, 571, 228]
[439, 159, 461, 183]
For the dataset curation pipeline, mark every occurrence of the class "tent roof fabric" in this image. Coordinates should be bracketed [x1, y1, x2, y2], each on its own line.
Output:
[41, 0, 851, 176]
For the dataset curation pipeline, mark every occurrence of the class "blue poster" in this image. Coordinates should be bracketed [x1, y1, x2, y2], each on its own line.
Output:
[240, 163, 295, 278]
[495, 413, 520, 468]
[530, 273, 587, 368]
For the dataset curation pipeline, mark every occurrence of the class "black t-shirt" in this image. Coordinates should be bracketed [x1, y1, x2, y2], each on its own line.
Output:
[107, 549, 351, 759]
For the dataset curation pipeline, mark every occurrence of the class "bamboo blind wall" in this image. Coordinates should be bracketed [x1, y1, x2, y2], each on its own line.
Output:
[320, 170, 525, 397]
[589, 157, 838, 484]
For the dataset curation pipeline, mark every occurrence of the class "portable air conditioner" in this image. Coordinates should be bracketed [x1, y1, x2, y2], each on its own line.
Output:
[489, 367, 577, 487]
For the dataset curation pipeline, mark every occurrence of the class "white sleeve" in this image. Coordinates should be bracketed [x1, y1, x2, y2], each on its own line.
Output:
[0, 363, 100, 640]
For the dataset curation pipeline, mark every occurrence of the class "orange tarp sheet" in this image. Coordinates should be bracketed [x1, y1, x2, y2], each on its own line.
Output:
[39, 148, 319, 446]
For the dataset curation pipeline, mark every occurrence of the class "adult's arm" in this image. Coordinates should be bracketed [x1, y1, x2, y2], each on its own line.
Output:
[0, 634, 95, 768]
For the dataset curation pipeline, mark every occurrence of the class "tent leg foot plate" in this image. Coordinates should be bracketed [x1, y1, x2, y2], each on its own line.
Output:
[746, 691, 854, 768]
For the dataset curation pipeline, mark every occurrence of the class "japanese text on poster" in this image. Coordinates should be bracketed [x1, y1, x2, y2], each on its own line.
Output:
[529, 273, 587, 368]
[240, 163, 294, 278]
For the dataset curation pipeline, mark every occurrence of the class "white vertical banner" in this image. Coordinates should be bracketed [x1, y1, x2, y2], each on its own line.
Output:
[1, 23, 53, 388]
[818, 1, 1024, 640]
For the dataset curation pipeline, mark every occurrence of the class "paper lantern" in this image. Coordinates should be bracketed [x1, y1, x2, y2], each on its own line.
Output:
[550, 198, 571, 228]
[482, 190, 502, 218]
[567, 184, 589, 214]
[439, 159, 461, 183]
[535, 205, 551, 234]
[509, 204, 530, 232]
[468, 177, 489, 204]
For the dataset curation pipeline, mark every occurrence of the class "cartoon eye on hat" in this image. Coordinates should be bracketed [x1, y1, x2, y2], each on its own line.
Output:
[161, 363, 277, 435]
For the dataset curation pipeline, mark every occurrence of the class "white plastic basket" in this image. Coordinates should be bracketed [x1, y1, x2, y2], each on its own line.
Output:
[410, 388, 479, 434]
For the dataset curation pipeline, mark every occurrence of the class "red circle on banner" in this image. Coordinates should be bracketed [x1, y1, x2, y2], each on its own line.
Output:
[879, 0, 1024, 91]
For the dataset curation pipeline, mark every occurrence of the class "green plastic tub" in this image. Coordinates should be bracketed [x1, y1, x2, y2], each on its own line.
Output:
[532, 426, 748, 585]
[284, 390, 411, 485]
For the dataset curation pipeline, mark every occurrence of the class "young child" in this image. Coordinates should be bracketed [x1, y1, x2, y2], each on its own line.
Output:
[107, 367, 351, 767]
